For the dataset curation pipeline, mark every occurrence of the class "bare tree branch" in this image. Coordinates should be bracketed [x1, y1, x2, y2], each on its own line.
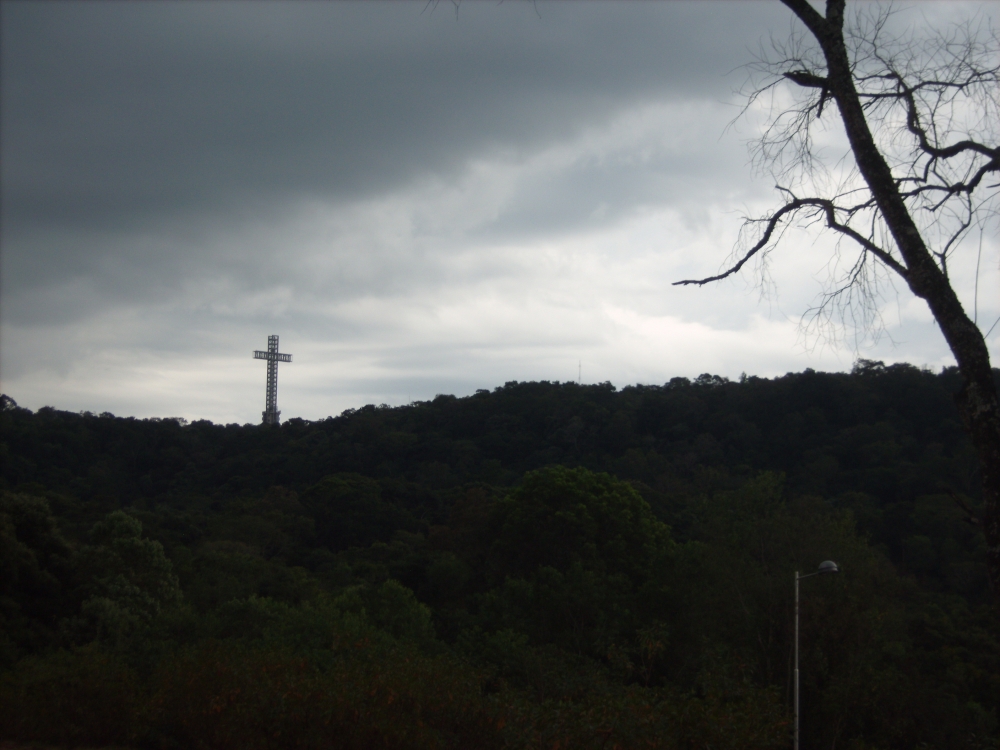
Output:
[676, 0, 1000, 604]
[673, 191, 907, 287]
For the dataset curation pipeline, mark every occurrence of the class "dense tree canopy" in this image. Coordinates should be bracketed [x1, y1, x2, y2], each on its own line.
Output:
[1, 364, 999, 748]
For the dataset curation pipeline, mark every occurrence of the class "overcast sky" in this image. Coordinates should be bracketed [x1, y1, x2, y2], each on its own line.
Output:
[2, 1, 997, 424]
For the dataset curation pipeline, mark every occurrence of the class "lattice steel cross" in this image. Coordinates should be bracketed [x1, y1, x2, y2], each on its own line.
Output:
[253, 335, 292, 425]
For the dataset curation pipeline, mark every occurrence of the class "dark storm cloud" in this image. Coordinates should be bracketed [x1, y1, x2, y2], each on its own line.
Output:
[1, 1, 785, 238]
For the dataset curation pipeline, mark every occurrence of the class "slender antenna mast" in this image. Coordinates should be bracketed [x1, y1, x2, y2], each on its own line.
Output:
[578, 360, 581, 384]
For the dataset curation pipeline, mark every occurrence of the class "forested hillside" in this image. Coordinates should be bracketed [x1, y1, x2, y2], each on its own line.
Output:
[1, 360, 998, 749]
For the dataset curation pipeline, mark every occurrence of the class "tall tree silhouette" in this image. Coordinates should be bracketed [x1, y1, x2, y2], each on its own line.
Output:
[676, 0, 1000, 602]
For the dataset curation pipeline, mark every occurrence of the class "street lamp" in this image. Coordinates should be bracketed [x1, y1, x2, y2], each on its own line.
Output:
[794, 560, 839, 750]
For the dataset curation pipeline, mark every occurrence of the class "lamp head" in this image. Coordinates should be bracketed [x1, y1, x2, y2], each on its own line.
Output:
[818, 560, 839, 574]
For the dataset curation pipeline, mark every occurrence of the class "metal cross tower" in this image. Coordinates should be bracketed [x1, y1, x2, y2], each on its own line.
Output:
[253, 335, 292, 425]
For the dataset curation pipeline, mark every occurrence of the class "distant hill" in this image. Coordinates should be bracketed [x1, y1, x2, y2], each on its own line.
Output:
[1, 361, 991, 599]
[1, 361, 998, 749]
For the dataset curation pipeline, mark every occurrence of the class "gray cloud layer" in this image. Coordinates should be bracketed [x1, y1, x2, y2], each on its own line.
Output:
[4, 2, 788, 320]
[3, 2, 782, 230]
[2, 1, 995, 422]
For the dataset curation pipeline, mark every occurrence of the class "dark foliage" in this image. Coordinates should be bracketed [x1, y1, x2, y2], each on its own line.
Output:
[0, 363, 997, 749]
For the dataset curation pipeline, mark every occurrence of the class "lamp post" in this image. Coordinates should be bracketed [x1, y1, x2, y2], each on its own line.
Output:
[794, 560, 839, 750]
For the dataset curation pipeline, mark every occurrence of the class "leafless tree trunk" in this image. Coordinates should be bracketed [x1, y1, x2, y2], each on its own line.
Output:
[676, 0, 1000, 601]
